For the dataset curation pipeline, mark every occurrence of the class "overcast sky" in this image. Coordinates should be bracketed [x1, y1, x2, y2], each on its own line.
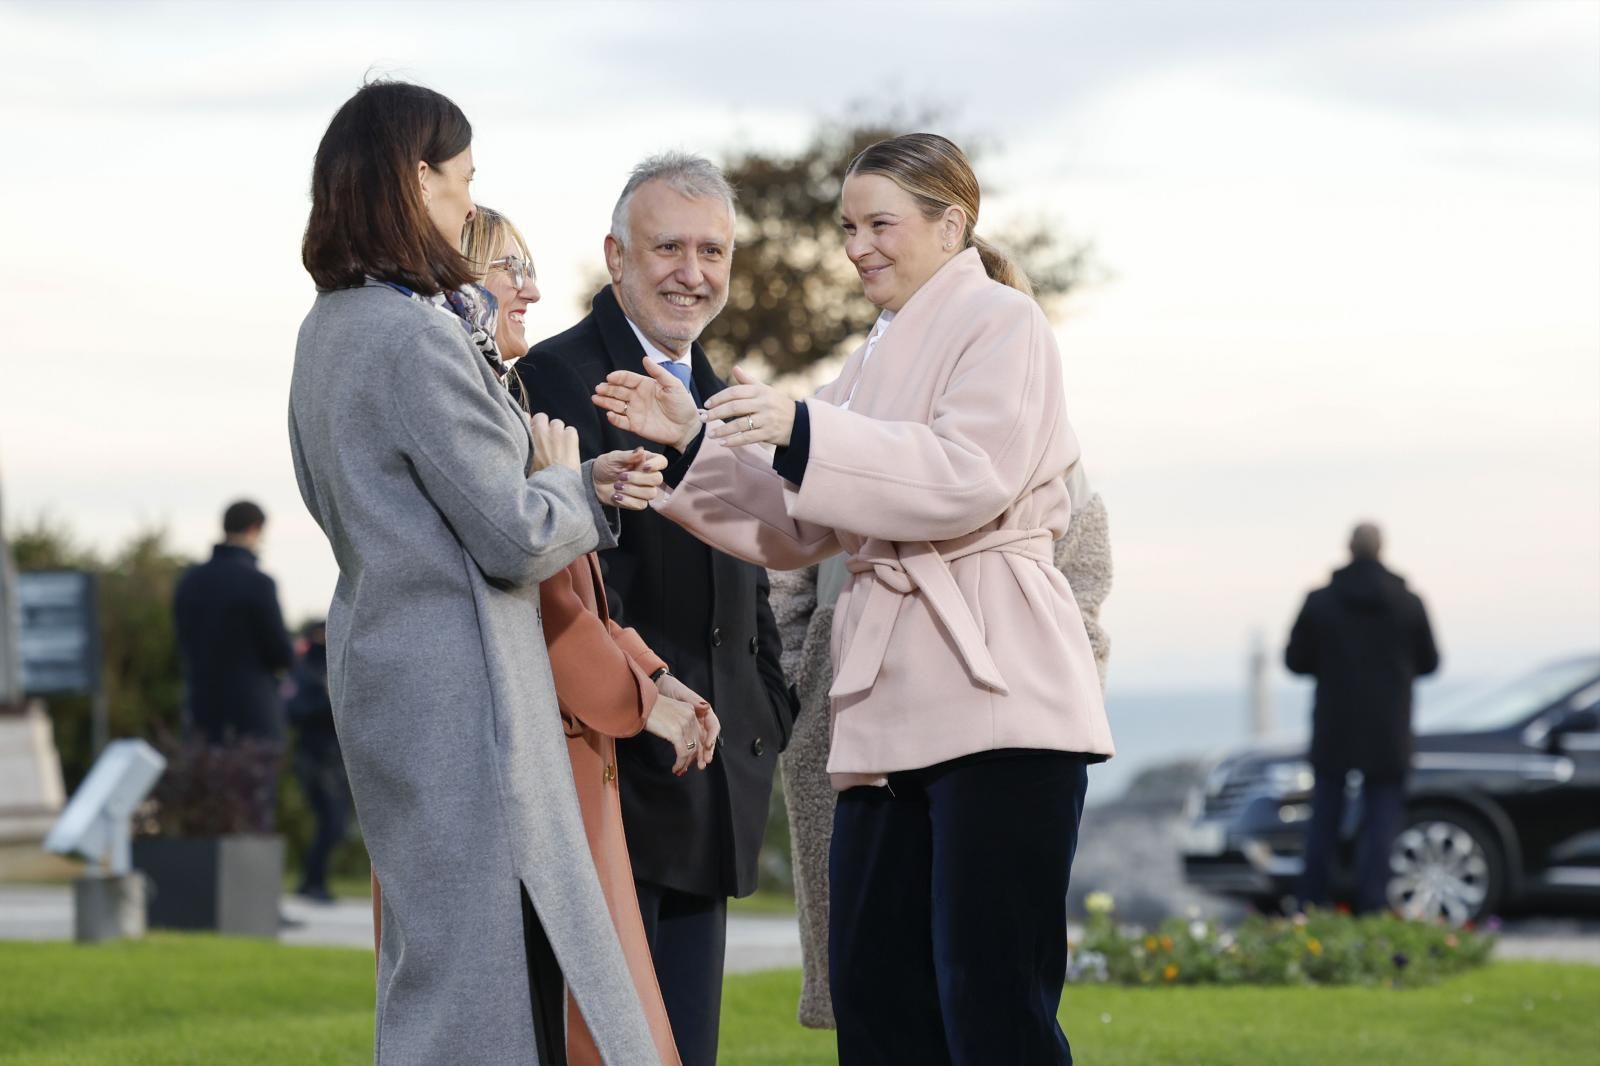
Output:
[1, 0, 1596, 692]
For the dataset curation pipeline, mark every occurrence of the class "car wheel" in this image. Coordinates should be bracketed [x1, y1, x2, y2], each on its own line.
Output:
[1387, 806, 1504, 926]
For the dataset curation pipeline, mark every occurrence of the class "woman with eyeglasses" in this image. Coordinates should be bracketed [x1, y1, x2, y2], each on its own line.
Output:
[372, 206, 710, 1066]
[290, 81, 660, 1064]
[460, 209, 542, 366]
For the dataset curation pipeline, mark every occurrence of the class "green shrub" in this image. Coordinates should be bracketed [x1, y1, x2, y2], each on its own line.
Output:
[1071, 894, 1495, 988]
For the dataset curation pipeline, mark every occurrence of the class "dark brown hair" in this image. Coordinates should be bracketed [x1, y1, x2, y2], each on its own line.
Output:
[222, 500, 266, 535]
[847, 133, 1032, 296]
[301, 80, 475, 293]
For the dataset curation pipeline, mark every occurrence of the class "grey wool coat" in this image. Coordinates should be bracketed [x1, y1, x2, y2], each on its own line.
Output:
[288, 282, 657, 1066]
[771, 484, 1115, 1029]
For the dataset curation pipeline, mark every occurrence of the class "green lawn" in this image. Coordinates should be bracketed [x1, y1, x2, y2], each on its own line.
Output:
[1, 938, 1594, 1065]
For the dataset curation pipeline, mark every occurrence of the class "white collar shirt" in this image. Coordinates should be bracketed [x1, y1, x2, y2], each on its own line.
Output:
[625, 316, 693, 372]
[842, 309, 895, 411]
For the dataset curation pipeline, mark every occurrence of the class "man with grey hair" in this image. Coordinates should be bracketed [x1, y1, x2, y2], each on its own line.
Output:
[516, 153, 797, 1066]
[1287, 521, 1440, 914]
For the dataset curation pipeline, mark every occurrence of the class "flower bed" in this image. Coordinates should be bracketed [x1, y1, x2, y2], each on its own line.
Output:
[1070, 893, 1496, 987]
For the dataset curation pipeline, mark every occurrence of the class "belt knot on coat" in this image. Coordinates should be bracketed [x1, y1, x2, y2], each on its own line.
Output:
[834, 528, 1054, 699]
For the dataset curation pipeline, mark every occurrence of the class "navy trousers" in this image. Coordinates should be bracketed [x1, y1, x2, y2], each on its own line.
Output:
[1299, 770, 1406, 915]
[292, 733, 348, 895]
[829, 749, 1090, 1066]
[634, 881, 727, 1066]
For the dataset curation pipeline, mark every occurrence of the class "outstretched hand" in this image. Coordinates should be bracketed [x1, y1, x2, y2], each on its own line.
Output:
[703, 366, 795, 449]
[592, 358, 702, 452]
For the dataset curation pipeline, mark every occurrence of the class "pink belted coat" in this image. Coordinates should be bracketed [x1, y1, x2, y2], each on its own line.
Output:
[654, 249, 1114, 787]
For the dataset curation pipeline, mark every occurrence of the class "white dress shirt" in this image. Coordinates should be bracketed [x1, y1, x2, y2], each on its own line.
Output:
[626, 316, 693, 377]
[841, 310, 895, 411]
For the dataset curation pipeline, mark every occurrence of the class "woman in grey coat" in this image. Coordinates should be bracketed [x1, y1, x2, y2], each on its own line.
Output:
[772, 465, 1114, 1028]
[289, 81, 660, 1065]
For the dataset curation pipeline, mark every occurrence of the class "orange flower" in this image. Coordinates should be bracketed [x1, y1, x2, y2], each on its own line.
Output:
[1144, 936, 1159, 952]
[1163, 964, 1180, 982]
[1160, 935, 1175, 952]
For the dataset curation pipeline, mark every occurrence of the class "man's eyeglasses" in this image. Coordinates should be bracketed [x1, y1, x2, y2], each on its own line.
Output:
[489, 256, 537, 290]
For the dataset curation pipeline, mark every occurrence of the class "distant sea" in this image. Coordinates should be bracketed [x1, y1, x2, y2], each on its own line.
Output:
[1090, 677, 1488, 803]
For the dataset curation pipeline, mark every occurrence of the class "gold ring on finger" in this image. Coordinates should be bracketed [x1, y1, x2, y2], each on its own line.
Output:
[686, 739, 697, 751]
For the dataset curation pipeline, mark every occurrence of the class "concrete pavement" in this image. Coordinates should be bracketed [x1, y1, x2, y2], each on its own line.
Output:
[0, 885, 803, 974]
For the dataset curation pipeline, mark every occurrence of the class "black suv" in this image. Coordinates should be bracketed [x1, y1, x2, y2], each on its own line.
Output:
[1181, 655, 1600, 924]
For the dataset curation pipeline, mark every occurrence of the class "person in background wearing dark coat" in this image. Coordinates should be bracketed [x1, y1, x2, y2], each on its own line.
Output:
[1286, 521, 1440, 914]
[516, 152, 797, 1066]
[287, 620, 348, 903]
[174, 500, 295, 745]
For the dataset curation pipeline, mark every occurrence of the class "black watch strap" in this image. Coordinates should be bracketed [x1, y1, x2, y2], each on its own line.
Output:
[649, 666, 670, 683]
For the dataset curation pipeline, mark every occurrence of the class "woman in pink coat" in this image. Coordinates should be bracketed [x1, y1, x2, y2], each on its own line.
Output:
[595, 134, 1114, 1066]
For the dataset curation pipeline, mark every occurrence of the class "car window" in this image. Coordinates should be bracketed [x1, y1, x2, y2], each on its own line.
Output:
[1420, 657, 1600, 732]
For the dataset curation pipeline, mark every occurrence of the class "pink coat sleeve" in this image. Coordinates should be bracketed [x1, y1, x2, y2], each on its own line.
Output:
[789, 294, 1074, 542]
[653, 435, 841, 570]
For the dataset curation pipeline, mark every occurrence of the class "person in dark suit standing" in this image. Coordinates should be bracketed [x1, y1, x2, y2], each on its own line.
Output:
[1287, 521, 1440, 914]
[287, 620, 348, 903]
[517, 152, 797, 1066]
[174, 500, 295, 746]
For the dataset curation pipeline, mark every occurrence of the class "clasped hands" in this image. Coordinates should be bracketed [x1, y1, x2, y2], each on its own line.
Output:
[591, 359, 795, 453]
[646, 673, 721, 776]
[528, 412, 666, 511]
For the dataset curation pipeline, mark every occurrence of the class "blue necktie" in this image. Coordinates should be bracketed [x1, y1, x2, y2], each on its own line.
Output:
[661, 360, 700, 405]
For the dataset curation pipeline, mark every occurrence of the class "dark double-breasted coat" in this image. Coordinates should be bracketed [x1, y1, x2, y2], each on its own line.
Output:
[518, 287, 797, 900]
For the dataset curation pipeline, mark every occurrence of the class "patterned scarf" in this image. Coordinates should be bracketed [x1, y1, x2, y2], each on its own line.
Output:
[375, 279, 505, 377]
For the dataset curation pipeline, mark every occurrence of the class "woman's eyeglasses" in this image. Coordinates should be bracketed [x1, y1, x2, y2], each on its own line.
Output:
[489, 256, 536, 290]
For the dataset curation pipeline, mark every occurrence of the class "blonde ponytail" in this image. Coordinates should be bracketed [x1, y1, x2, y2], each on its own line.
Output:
[969, 233, 1033, 297]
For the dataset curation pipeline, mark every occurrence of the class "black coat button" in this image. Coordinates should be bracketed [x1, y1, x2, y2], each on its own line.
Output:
[751, 737, 765, 757]
[711, 627, 723, 647]
[748, 636, 759, 654]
